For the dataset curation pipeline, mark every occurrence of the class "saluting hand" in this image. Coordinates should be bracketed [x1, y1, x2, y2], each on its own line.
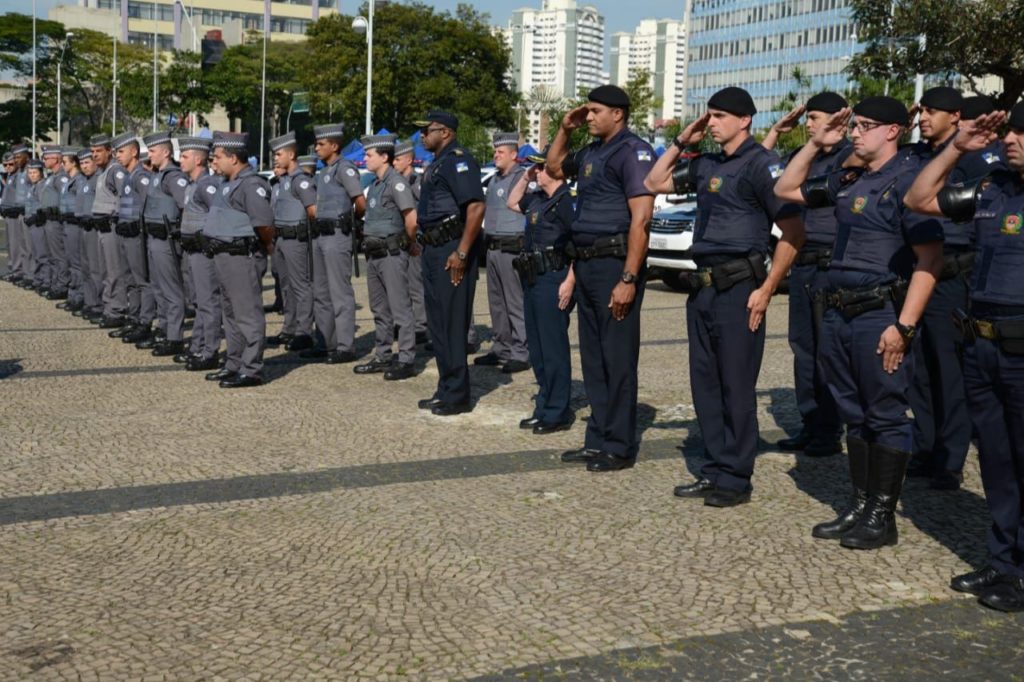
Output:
[561, 105, 590, 132]
[677, 113, 710, 147]
[811, 107, 851, 148]
[445, 251, 466, 286]
[608, 282, 635, 321]
[876, 325, 907, 374]
[954, 111, 1007, 153]
[771, 105, 806, 135]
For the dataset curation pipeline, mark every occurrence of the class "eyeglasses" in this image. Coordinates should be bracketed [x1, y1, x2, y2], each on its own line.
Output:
[421, 126, 446, 135]
[848, 120, 886, 133]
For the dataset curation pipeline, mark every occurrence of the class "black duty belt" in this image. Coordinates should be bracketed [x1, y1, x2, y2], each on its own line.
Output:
[144, 222, 179, 240]
[953, 308, 1024, 355]
[78, 217, 93, 231]
[795, 247, 832, 268]
[92, 216, 114, 233]
[275, 224, 310, 241]
[180, 233, 207, 254]
[115, 221, 142, 238]
[687, 254, 767, 292]
[824, 281, 907, 319]
[0, 206, 24, 218]
[513, 247, 568, 285]
[939, 251, 975, 280]
[204, 237, 257, 258]
[363, 233, 410, 259]
[312, 215, 353, 237]
[40, 207, 59, 221]
[60, 214, 78, 225]
[566, 233, 628, 261]
[487, 235, 525, 253]
[418, 215, 464, 247]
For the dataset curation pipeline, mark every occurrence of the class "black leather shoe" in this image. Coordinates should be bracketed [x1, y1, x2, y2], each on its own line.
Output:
[951, 566, 1005, 595]
[205, 368, 237, 382]
[979, 576, 1024, 613]
[431, 402, 472, 416]
[803, 437, 843, 457]
[122, 326, 152, 344]
[286, 334, 314, 352]
[265, 333, 294, 347]
[586, 452, 636, 472]
[673, 478, 715, 498]
[561, 447, 600, 463]
[466, 341, 480, 355]
[100, 315, 127, 329]
[473, 353, 502, 366]
[172, 351, 193, 364]
[383, 362, 415, 381]
[108, 324, 135, 338]
[502, 359, 531, 374]
[704, 488, 751, 507]
[134, 336, 158, 350]
[56, 301, 70, 310]
[417, 397, 442, 410]
[777, 431, 811, 451]
[906, 456, 933, 478]
[152, 340, 185, 357]
[415, 331, 430, 346]
[220, 373, 263, 388]
[353, 357, 391, 374]
[533, 420, 573, 435]
[46, 289, 68, 300]
[931, 470, 963, 491]
[325, 350, 358, 364]
[520, 417, 542, 430]
[187, 356, 220, 372]
[299, 348, 328, 361]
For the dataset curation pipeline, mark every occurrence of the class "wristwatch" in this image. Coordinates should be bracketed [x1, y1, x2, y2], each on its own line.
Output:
[621, 271, 637, 284]
[456, 249, 467, 261]
[895, 321, 916, 341]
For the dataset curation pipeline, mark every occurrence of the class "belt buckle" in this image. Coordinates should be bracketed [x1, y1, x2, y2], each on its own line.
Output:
[975, 320, 997, 340]
[697, 269, 712, 289]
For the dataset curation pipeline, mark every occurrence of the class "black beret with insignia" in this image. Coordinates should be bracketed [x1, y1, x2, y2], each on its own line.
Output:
[708, 87, 756, 117]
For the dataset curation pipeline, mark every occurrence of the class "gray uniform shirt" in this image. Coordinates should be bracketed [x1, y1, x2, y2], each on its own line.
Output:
[363, 166, 415, 238]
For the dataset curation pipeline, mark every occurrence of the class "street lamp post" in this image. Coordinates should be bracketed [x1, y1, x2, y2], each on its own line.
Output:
[175, 0, 199, 135]
[352, 1, 374, 135]
[56, 32, 74, 145]
[31, 0, 37, 154]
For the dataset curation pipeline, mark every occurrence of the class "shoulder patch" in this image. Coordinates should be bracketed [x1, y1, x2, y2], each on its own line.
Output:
[206, 185, 217, 195]
[116, 171, 125, 179]
[140, 177, 150, 185]
[176, 178, 188, 187]
[454, 149, 464, 156]
[256, 187, 267, 197]
[456, 162, 469, 173]
[346, 168, 356, 177]
[636, 149, 652, 162]
[300, 180, 310, 190]
[768, 163, 784, 179]
[395, 182, 405, 192]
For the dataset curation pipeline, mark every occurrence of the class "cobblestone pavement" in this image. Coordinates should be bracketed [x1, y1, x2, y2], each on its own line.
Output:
[1, 242, 1016, 680]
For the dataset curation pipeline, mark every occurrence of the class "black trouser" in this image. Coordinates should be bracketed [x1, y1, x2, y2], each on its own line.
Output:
[787, 262, 841, 439]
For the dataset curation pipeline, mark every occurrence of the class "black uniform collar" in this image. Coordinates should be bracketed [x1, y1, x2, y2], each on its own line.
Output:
[593, 127, 631, 149]
[723, 135, 760, 160]
[819, 137, 851, 158]
[435, 139, 463, 160]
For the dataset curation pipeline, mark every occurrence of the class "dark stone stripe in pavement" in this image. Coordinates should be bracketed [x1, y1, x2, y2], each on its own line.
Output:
[5, 357, 307, 380]
[0, 327, 98, 333]
[474, 598, 1024, 681]
[0, 430, 786, 525]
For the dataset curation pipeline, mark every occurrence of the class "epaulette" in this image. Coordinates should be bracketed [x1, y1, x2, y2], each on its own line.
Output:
[453, 149, 464, 156]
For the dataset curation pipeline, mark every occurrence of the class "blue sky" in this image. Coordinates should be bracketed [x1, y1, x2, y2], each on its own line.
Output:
[2, 0, 685, 41]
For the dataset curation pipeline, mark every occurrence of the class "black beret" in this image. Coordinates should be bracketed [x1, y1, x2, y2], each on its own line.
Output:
[920, 86, 963, 112]
[587, 84, 630, 109]
[1009, 102, 1024, 130]
[960, 95, 995, 121]
[806, 91, 847, 114]
[707, 87, 756, 117]
[413, 110, 459, 131]
[852, 96, 908, 126]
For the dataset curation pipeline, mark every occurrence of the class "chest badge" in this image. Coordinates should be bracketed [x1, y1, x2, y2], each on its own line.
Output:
[583, 163, 593, 178]
[369, 198, 377, 208]
[851, 196, 868, 214]
[1001, 213, 1022, 236]
[708, 176, 723, 193]
[530, 211, 539, 225]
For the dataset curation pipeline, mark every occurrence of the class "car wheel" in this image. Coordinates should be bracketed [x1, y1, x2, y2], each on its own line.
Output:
[659, 269, 690, 293]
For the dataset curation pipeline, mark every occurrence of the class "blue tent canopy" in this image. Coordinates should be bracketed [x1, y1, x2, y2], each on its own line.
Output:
[517, 143, 539, 159]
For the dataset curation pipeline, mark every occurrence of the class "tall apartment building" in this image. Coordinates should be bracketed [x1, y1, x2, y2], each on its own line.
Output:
[50, 0, 336, 51]
[610, 18, 686, 123]
[503, 0, 606, 100]
[685, 0, 861, 128]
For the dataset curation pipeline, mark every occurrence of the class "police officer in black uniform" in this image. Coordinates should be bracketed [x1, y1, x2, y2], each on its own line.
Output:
[767, 93, 851, 458]
[646, 86, 804, 503]
[905, 104, 1024, 611]
[904, 87, 974, 490]
[414, 111, 486, 415]
[506, 151, 577, 433]
[546, 85, 656, 471]
[775, 96, 944, 550]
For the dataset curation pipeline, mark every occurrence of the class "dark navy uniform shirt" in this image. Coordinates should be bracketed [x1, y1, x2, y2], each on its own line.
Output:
[519, 183, 575, 251]
[788, 138, 853, 247]
[417, 140, 484, 226]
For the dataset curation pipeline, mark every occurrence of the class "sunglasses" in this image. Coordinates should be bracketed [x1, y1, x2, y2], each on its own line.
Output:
[421, 126, 446, 135]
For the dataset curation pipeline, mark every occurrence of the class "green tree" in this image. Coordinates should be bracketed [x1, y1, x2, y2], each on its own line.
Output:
[622, 70, 662, 139]
[848, 0, 1024, 108]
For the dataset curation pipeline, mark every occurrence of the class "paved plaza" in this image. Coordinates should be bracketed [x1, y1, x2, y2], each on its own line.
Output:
[1, 245, 1022, 679]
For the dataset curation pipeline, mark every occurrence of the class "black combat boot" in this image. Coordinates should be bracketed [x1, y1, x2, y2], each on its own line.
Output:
[812, 436, 870, 539]
[840, 443, 911, 550]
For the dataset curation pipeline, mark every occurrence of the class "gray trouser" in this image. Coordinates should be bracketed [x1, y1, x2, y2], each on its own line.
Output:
[187, 250, 222, 359]
[82, 227, 104, 312]
[485, 248, 529, 362]
[44, 219, 68, 292]
[366, 250, 416, 364]
[5, 215, 27, 277]
[277, 236, 314, 337]
[64, 222, 84, 303]
[312, 231, 355, 352]
[118, 233, 155, 324]
[30, 224, 50, 287]
[407, 251, 428, 333]
[214, 251, 266, 376]
[181, 251, 195, 309]
[99, 229, 129, 317]
[149, 237, 185, 341]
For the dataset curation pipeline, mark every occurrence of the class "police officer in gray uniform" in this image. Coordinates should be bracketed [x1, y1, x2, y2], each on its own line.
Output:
[140, 130, 190, 357]
[58, 148, 85, 311]
[39, 145, 68, 298]
[74, 148, 105, 321]
[298, 155, 318, 175]
[303, 122, 366, 363]
[90, 134, 132, 331]
[353, 133, 418, 381]
[24, 159, 49, 290]
[177, 136, 224, 371]
[394, 138, 429, 343]
[110, 132, 156, 344]
[476, 132, 530, 373]
[203, 131, 275, 388]
[4, 144, 32, 286]
[267, 131, 317, 352]
[1, 151, 25, 283]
